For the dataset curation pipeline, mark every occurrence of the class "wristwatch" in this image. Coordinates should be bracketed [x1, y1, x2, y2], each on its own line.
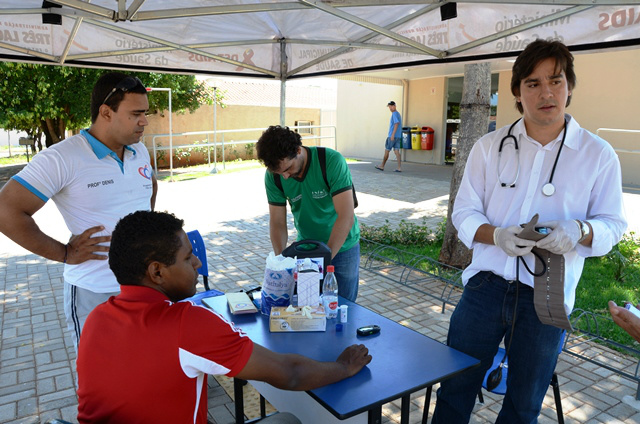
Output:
[575, 219, 590, 243]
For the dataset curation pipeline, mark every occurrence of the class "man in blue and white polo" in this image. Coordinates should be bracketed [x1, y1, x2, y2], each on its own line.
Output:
[0, 72, 157, 352]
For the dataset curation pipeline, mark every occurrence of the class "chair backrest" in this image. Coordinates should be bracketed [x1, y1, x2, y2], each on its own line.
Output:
[186, 230, 209, 278]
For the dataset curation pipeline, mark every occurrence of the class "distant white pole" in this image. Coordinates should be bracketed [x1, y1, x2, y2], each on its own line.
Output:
[7, 130, 11, 157]
[280, 39, 287, 126]
[147, 87, 173, 180]
[211, 86, 218, 174]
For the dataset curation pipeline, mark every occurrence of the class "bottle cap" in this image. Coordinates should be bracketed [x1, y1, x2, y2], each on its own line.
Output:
[335, 323, 343, 332]
[327, 265, 335, 272]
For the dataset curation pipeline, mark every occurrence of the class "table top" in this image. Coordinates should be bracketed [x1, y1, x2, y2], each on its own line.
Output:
[205, 296, 479, 420]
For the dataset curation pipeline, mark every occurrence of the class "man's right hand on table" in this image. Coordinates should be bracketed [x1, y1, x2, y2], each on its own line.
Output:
[337, 344, 372, 377]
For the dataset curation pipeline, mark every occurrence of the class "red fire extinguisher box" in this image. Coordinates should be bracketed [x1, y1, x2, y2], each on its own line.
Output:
[421, 127, 434, 150]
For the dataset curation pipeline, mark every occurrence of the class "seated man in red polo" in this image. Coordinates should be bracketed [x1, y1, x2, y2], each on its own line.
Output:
[76, 210, 372, 423]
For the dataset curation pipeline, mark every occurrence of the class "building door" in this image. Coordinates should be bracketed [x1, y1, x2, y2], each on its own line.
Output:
[444, 74, 499, 164]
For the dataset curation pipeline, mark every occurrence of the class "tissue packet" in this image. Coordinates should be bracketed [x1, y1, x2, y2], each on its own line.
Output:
[269, 305, 326, 332]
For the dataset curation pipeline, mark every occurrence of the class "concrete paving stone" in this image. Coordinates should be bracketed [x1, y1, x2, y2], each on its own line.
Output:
[54, 374, 74, 392]
[628, 412, 640, 423]
[16, 397, 37, 419]
[4, 416, 41, 424]
[563, 370, 600, 387]
[59, 404, 78, 422]
[34, 352, 51, 367]
[36, 361, 74, 377]
[0, 387, 36, 405]
[0, 372, 18, 388]
[607, 373, 639, 390]
[50, 349, 69, 364]
[31, 340, 66, 353]
[603, 402, 640, 421]
[559, 395, 582, 415]
[30, 304, 57, 316]
[579, 391, 618, 413]
[45, 329, 65, 341]
[208, 404, 236, 424]
[590, 412, 628, 423]
[0, 360, 36, 376]
[0, 402, 17, 422]
[538, 413, 558, 424]
[36, 377, 55, 395]
[2, 327, 17, 339]
[16, 325, 34, 338]
[38, 392, 78, 412]
[474, 406, 498, 423]
[568, 366, 600, 384]
[567, 404, 605, 422]
[17, 369, 35, 385]
[0, 347, 18, 361]
[37, 409, 64, 424]
[30, 314, 44, 324]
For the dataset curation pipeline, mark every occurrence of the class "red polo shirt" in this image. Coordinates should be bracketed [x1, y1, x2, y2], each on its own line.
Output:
[77, 286, 253, 423]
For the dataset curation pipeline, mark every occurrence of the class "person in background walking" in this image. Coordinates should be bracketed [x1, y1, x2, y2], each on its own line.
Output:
[375, 100, 403, 172]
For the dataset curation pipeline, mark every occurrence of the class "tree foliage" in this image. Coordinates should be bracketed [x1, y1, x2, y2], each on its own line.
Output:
[0, 63, 217, 150]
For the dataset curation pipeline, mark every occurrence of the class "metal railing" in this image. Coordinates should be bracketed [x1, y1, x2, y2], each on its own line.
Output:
[598, 128, 640, 156]
[360, 238, 640, 399]
[142, 125, 337, 179]
[360, 238, 464, 314]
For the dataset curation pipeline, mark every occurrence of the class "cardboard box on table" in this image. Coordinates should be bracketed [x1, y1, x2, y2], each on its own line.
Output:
[282, 240, 331, 305]
[269, 305, 326, 332]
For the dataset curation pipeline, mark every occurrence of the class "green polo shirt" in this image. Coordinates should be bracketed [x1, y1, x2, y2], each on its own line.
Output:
[265, 146, 359, 253]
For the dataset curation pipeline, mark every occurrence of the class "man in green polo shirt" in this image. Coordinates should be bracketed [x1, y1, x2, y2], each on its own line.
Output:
[256, 125, 360, 301]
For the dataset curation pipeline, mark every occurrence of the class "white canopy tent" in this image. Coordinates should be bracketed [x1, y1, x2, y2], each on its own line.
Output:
[1, 0, 639, 123]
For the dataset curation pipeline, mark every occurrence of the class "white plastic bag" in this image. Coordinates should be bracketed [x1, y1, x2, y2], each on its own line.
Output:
[261, 252, 297, 315]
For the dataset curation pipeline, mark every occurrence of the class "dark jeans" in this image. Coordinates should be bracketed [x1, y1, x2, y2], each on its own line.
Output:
[432, 271, 563, 424]
[330, 243, 360, 302]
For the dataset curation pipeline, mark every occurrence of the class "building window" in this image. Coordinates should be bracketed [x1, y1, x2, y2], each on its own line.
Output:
[295, 120, 313, 134]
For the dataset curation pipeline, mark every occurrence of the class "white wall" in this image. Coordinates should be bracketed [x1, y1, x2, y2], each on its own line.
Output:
[495, 47, 640, 187]
[336, 78, 404, 160]
[0, 129, 28, 147]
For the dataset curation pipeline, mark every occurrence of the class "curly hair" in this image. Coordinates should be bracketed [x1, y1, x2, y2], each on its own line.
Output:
[511, 40, 576, 114]
[256, 126, 302, 171]
[109, 211, 184, 286]
[90, 72, 148, 123]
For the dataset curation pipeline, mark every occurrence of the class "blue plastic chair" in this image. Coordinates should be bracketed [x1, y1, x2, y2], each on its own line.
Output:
[421, 331, 566, 424]
[477, 330, 566, 423]
[186, 230, 210, 291]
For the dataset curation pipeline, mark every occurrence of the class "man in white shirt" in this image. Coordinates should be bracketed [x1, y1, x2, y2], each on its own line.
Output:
[432, 40, 627, 423]
[0, 72, 157, 352]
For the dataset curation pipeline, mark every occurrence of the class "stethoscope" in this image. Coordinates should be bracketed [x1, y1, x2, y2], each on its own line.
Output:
[497, 117, 568, 196]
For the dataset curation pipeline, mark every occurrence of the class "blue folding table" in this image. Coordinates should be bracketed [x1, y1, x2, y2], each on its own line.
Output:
[205, 296, 479, 424]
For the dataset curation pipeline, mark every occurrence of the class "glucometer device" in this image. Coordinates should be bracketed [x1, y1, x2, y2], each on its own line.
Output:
[357, 325, 380, 336]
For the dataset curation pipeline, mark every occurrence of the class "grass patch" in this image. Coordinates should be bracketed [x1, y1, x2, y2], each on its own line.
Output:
[0, 153, 29, 166]
[362, 219, 640, 350]
[158, 160, 264, 182]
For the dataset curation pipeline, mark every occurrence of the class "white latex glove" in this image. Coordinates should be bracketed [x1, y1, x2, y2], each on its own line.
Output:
[493, 226, 536, 257]
[535, 220, 581, 255]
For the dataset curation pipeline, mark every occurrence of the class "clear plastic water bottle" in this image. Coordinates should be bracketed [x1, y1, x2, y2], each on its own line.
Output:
[322, 265, 338, 319]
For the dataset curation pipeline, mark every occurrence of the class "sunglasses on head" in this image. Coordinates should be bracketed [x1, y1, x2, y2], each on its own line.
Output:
[102, 76, 145, 105]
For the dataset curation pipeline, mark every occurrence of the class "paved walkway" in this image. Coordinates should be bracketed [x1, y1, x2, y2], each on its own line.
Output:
[1, 159, 640, 423]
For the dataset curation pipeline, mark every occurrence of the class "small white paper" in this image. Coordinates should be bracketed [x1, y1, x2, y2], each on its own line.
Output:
[297, 272, 321, 307]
